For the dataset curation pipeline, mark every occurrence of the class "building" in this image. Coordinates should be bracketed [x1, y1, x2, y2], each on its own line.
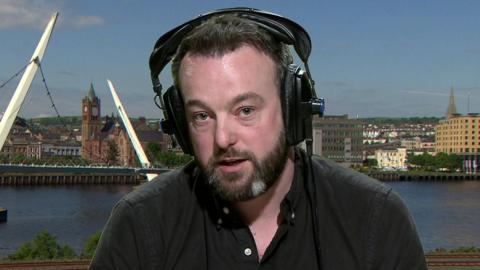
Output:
[445, 87, 458, 119]
[375, 148, 407, 170]
[401, 137, 422, 151]
[1, 125, 81, 159]
[2, 138, 43, 159]
[81, 83, 166, 166]
[42, 142, 82, 157]
[312, 114, 364, 166]
[420, 141, 435, 153]
[435, 88, 479, 172]
[82, 83, 102, 161]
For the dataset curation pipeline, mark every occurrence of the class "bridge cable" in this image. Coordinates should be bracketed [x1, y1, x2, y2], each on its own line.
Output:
[0, 59, 74, 139]
[0, 59, 35, 89]
[35, 59, 74, 138]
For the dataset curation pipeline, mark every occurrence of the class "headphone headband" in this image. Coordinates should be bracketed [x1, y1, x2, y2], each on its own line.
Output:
[149, 7, 312, 80]
[149, 7, 325, 156]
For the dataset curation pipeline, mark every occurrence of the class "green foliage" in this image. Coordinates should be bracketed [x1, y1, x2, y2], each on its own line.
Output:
[7, 230, 76, 261]
[407, 152, 462, 172]
[146, 142, 162, 161]
[428, 246, 480, 254]
[428, 247, 448, 254]
[157, 151, 193, 168]
[59, 245, 76, 258]
[0, 154, 8, 163]
[11, 154, 27, 164]
[0, 153, 91, 166]
[106, 140, 119, 165]
[449, 246, 480, 253]
[146, 142, 193, 168]
[367, 158, 378, 167]
[81, 231, 101, 259]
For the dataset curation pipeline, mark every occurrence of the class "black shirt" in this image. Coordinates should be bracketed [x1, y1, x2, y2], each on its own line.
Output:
[90, 149, 427, 270]
[203, 153, 318, 269]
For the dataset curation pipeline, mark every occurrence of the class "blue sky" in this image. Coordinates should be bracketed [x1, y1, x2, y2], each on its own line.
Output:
[0, 0, 479, 119]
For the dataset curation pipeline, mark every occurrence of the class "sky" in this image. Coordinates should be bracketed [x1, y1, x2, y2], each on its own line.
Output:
[0, 0, 479, 119]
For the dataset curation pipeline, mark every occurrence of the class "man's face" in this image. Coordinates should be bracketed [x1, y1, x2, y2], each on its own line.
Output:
[179, 45, 288, 202]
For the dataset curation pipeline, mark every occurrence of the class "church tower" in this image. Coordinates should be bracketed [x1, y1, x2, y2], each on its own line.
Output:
[445, 86, 458, 119]
[81, 83, 101, 160]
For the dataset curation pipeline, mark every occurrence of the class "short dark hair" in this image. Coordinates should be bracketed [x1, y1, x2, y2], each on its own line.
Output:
[171, 14, 293, 91]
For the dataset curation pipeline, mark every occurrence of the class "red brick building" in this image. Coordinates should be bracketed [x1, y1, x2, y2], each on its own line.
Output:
[81, 83, 166, 166]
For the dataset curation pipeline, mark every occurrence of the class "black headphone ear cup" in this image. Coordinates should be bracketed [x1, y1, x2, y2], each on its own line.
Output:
[163, 86, 194, 155]
[282, 64, 299, 145]
[282, 64, 314, 146]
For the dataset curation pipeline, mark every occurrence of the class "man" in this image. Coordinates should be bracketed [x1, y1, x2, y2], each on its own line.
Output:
[91, 8, 427, 270]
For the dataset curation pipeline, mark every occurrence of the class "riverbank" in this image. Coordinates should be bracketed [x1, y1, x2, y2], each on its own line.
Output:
[0, 164, 169, 185]
[368, 171, 480, 182]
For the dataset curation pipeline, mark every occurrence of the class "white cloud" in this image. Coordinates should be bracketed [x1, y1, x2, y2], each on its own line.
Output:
[0, 0, 104, 29]
[0, 0, 53, 29]
[69, 15, 104, 28]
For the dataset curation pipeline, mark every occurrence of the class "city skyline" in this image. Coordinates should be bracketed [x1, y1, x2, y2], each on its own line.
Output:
[0, 0, 479, 119]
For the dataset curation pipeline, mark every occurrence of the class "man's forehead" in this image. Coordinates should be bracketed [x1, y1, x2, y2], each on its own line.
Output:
[179, 45, 274, 72]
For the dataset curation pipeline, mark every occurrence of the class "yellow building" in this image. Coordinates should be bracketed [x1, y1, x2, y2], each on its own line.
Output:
[435, 114, 480, 155]
[435, 88, 479, 172]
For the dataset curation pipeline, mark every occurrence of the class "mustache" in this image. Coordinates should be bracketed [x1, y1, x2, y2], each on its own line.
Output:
[210, 148, 255, 164]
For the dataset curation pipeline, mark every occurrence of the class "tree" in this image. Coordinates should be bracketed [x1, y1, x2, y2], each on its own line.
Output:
[105, 139, 119, 165]
[11, 154, 27, 164]
[81, 231, 101, 259]
[367, 158, 378, 167]
[434, 152, 462, 171]
[146, 142, 162, 161]
[408, 152, 463, 172]
[7, 230, 76, 261]
[154, 150, 192, 168]
[145, 142, 192, 168]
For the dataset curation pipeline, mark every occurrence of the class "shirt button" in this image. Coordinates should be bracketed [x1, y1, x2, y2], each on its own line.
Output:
[244, 248, 252, 256]
[223, 207, 230, 215]
[217, 218, 223, 225]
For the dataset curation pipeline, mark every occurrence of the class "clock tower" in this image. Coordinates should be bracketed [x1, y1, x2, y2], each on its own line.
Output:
[81, 83, 101, 160]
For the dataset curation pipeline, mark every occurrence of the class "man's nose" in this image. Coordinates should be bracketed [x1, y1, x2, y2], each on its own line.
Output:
[214, 117, 237, 150]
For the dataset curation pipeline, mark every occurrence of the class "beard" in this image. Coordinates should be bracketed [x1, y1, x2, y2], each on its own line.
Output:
[199, 130, 289, 202]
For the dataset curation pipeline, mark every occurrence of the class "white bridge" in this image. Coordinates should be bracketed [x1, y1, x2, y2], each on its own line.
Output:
[0, 12, 158, 181]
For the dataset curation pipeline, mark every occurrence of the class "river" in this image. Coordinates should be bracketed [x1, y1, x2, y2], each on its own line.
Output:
[0, 181, 479, 258]
[389, 181, 480, 252]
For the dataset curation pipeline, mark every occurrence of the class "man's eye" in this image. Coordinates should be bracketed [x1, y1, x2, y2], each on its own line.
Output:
[193, 112, 209, 122]
[239, 107, 255, 118]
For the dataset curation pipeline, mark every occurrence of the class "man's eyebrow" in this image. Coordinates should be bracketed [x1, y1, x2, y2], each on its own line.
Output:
[185, 92, 265, 110]
[185, 99, 209, 109]
[228, 92, 265, 108]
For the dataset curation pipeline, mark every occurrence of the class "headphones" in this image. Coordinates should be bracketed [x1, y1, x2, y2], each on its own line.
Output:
[149, 7, 325, 155]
